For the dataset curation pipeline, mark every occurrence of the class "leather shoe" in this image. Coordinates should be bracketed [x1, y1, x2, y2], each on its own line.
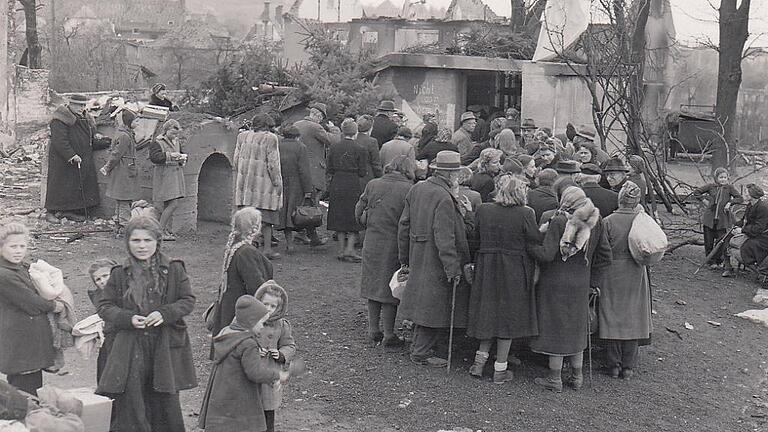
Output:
[410, 356, 448, 368]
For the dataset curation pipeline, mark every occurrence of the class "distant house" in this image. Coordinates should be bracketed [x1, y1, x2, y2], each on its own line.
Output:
[55, 0, 186, 41]
[443, 0, 502, 22]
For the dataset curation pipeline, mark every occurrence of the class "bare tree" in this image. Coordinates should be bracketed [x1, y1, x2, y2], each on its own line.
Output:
[17, 0, 42, 68]
[713, 0, 751, 169]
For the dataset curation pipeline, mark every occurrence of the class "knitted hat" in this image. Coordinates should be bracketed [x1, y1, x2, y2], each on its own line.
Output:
[713, 167, 728, 179]
[618, 181, 641, 207]
[341, 118, 358, 136]
[161, 119, 181, 133]
[235, 295, 269, 329]
[151, 83, 167, 95]
[747, 183, 765, 199]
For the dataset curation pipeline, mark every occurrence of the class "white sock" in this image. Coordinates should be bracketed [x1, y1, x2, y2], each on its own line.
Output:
[494, 361, 508, 372]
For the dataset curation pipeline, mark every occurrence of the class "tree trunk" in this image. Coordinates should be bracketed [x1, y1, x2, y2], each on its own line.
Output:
[509, 0, 525, 31]
[19, 0, 42, 69]
[714, 0, 751, 170]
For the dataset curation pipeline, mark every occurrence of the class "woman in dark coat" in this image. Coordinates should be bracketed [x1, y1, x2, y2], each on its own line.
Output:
[529, 187, 612, 392]
[738, 184, 768, 280]
[416, 127, 458, 163]
[101, 110, 141, 229]
[416, 122, 438, 153]
[600, 182, 652, 379]
[467, 175, 541, 384]
[275, 125, 314, 254]
[97, 215, 197, 431]
[209, 208, 274, 344]
[0, 222, 59, 395]
[470, 148, 503, 202]
[355, 155, 414, 346]
[149, 83, 179, 111]
[327, 118, 368, 262]
[46, 96, 111, 222]
[149, 119, 187, 241]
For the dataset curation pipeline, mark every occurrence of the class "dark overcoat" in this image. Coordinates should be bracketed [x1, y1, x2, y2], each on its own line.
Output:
[693, 183, 742, 230]
[599, 208, 652, 340]
[740, 199, 768, 263]
[0, 258, 56, 375]
[276, 137, 313, 230]
[46, 105, 111, 211]
[356, 172, 412, 304]
[467, 204, 541, 340]
[470, 172, 496, 203]
[96, 255, 197, 395]
[326, 137, 367, 232]
[398, 176, 472, 328]
[527, 186, 559, 223]
[199, 328, 281, 432]
[356, 134, 383, 188]
[104, 126, 141, 201]
[582, 182, 619, 218]
[529, 214, 612, 355]
[371, 114, 398, 148]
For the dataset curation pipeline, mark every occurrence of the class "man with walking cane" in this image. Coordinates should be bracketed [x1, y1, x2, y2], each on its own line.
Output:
[397, 151, 474, 369]
[45, 94, 111, 224]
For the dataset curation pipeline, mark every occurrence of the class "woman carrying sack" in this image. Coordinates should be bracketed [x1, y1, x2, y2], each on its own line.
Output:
[599, 181, 653, 379]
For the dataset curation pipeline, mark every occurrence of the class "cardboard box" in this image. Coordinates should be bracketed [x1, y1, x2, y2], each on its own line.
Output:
[66, 388, 112, 432]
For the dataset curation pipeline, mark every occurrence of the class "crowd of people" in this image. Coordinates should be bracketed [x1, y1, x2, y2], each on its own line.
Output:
[4, 94, 768, 431]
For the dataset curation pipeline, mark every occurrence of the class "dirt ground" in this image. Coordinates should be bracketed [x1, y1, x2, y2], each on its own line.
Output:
[3, 174, 768, 431]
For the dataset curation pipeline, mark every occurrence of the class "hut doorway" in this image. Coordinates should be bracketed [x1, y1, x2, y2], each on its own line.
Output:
[197, 153, 233, 224]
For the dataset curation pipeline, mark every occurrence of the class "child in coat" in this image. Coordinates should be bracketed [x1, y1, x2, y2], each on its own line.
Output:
[254, 280, 297, 431]
[199, 295, 289, 432]
[558, 186, 600, 260]
[86, 258, 117, 383]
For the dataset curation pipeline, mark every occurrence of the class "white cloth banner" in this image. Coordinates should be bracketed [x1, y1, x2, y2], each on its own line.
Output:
[533, 0, 590, 62]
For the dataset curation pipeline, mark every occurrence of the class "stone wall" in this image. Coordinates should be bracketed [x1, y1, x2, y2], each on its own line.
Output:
[1, 0, 14, 152]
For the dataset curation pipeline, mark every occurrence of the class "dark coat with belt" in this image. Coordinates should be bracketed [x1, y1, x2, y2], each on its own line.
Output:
[356, 172, 413, 304]
[693, 183, 743, 230]
[582, 182, 619, 218]
[210, 244, 274, 338]
[356, 134, 383, 188]
[371, 114, 398, 148]
[398, 175, 473, 328]
[527, 186, 559, 223]
[0, 258, 56, 375]
[529, 214, 612, 355]
[467, 204, 541, 340]
[46, 105, 111, 211]
[198, 328, 281, 432]
[104, 126, 141, 201]
[96, 254, 197, 394]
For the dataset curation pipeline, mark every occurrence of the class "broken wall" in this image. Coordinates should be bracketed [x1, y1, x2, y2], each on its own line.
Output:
[1, 0, 14, 151]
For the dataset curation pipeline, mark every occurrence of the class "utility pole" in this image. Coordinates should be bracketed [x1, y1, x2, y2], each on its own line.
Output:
[337, 0, 340, 22]
[317, 0, 320, 20]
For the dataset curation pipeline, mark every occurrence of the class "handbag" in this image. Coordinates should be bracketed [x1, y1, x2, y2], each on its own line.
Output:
[292, 197, 323, 229]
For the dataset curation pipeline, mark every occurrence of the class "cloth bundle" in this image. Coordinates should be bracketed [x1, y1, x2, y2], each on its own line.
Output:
[28, 260, 75, 372]
[71, 315, 105, 360]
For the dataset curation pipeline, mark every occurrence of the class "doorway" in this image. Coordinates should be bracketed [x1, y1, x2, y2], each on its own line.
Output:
[197, 153, 233, 224]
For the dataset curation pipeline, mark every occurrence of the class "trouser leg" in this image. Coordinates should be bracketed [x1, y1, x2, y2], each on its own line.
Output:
[381, 303, 398, 338]
[367, 300, 382, 336]
[264, 410, 275, 432]
[605, 340, 621, 367]
[703, 226, 716, 261]
[621, 340, 639, 369]
[410, 325, 443, 359]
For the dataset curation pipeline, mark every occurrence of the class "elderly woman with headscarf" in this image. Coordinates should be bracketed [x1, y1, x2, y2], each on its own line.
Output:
[467, 175, 541, 384]
[149, 83, 178, 111]
[234, 113, 283, 260]
[470, 148, 503, 203]
[417, 127, 458, 163]
[149, 119, 187, 240]
[356, 155, 415, 347]
[327, 118, 368, 262]
[598, 181, 652, 380]
[528, 186, 612, 392]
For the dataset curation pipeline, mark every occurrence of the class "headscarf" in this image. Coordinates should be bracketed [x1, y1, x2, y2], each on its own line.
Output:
[618, 181, 641, 208]
[495, 129, 517, 154]
[418, 123, 438, 149]
[161, 119, 181, 134]
[629, 154, 646, 173]
[559, 186, 589, 213]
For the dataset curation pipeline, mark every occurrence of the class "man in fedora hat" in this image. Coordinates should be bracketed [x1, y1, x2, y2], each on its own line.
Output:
[601, 157, 630, 192]
[293, 101, 333, 246]
[574, 124, 610, 164]
[554, 159, 581, 180]
[578, 163, 618, 217]
[398, 150, 472, 368]
[467, 105, 489, 143]
[371, 100, 399, 148]
[520, 118, 537, 149]
[451, 111, 477, 157]
[45, 94, 112, 223]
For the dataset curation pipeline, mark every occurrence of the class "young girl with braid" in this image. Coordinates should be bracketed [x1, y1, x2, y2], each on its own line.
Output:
[208, 208, 274, 349]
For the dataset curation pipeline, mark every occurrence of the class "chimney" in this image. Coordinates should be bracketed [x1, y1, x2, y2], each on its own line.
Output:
[261, 1, 272, 23]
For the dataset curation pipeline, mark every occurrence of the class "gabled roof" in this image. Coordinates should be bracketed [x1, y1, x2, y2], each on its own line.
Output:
[153, 19, 231, 49]
[444, 0, 500, 22]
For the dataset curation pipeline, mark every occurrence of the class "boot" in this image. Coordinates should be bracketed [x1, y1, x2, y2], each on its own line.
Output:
[566, 366, 583, 390]
[493, 362, 513, 384]
[534, 369, 563, 393]
[469, 351, 489, 377]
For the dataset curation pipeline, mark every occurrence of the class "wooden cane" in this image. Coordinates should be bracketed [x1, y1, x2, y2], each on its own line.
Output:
[447, 277, 459, 373]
